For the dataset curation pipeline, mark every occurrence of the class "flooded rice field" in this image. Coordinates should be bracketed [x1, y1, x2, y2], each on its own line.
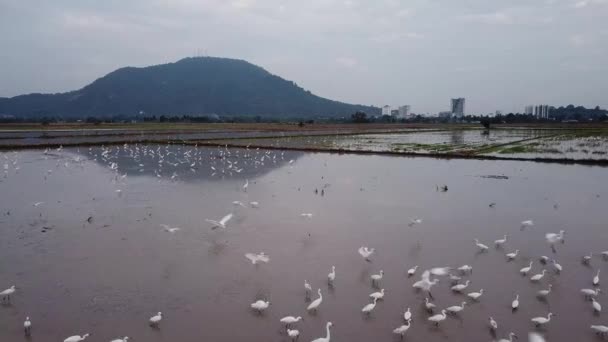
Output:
[1, 144, 608, 342]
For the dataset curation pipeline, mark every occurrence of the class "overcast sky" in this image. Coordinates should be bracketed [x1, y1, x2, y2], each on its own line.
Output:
[1, 0, 607, 114]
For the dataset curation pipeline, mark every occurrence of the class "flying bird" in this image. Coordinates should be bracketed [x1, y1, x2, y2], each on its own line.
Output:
[206, 213, 233, 229]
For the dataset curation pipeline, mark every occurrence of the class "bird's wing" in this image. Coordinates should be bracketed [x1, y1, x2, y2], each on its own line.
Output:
[421, 270, 431, 282]
[219, 213, 233, 225]
[358, 247, 366, 257]
[257, 254, 270, 263]
[205, 219, 220, 227]
[430, 267, 451, 276]
[528, 332, 546, 342]
[245, 253, 258, 263]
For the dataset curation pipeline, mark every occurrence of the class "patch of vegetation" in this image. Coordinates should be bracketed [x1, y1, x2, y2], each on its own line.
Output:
[498, 145, 538, 154]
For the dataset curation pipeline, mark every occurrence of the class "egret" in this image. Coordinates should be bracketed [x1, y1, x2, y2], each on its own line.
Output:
[583, 253, 593, 264]
[521, 262, 533, 275]
[449, 274, 462, 284]
[474, 239, 489, 252]
[594, 269, 601, 286]
[404, 307, 412, 321]
[552, 260, 562, 274]
[362, 297, 379, 315]
[24, 316, 31, 335]
[497, 332, 518, 342]
[251, 300, 270, 313]
[467, 289, 484, 301]
[205, 213, 233, 229]
[408, 218, 422, 227]
[451, 280, 470, 292]
[307, 289, 323, 312]
[495, 235, 508, 247]
[539, 256, 549, 264]
[407, 265, 418, 276]
[537, 284, 552, 298]
[458, 265, 473, 274]
[287, 329, 299, 341]
[232, 201, 246, 208]
[369, 289, 385, 300]
[0, 285, 15, 301]
[327, 266, 336, 285]
[304, 280, 312, 298]
[545, 230, 565, 245]
[160, 224, 180, 233]
[110, 337, 129, 342]
[529, 332, 546, 342]
[149, 312, 162, 326]
[358, 247, 375, 261]
[249, 201, 259, 208]
[413, 271, 439, 297]
[581, 288, 601, 299]
[512, 294, 519, 310]
[429, 267, 452, 276]
[591, 325, 608, 337]
[371, 270, 384, 285]
[531, 312, 553, 327]
[428, 310, 447, 326]
[521, 220, 534, 227]
[393, 319, 412, 339]
[311, 321, 332, 342]
[446, 302, 466, 314]
[300, 213, 313, 218]
[593, 298, 602, 313]
[489, 317, 498, 330]
[425, 297, 436, 312]
[243, 179, 248, 191]
[64, 334, 89, 342]
[506, 250, 519, 261]
[280, 316, 303, 328]
[530, 270, 546, 282]
[245, 252, 270, 265]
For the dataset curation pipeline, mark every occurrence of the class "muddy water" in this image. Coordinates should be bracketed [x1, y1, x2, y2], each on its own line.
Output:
[1, 145, 608, 342]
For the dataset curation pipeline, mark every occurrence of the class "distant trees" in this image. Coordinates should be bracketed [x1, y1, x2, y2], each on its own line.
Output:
[351, 111, 369, 123]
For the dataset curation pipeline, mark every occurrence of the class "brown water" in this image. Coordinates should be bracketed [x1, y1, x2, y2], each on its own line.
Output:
[1, 145, 607, 342]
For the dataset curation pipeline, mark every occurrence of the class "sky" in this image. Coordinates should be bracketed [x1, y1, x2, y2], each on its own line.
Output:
[0, 0, 607, 114]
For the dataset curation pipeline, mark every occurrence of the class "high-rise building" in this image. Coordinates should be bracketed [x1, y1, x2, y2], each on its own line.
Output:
[451, 98, 465, 117]
[382, 105, 391, 116]
[533, 105, 550, 119]
[398, 105, 411, 118]
[524, 105, 534, 115]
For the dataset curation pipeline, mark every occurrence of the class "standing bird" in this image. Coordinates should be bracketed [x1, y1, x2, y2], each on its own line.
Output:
[506, 250, 519, 261]
[311, 321, 332, 342]
[552, 260, 562, 274]
[149, 312, 162, 326]
[495, 235, 508, 247]
[451, 280, 470, 292]
[489, 317, 498, 331]
[594, 269, 601, 286]
[521, 262, 533, 275]
[403, 307, 412, 321]
[467, 289, 484, 301]
[446, 302, 467, 314]
[521, 220, 534, 228]
[531, 312, 553, 327]
[304, 280, 313, 299]
[474, 239, 489, 252]
[24, 317, 31, 335]
[242, 179, 248, 192]
[591, 325, 608, 337]
[369, 289, 385, 300]
[545, 230, 565, 245]
[371, 270, 384, 285]
[407, 266, 418, 277]
[280, 316, 303, 328]
[358, 247, 375, 261]
[327, 266, 336, 285]
[0, 285, 16, 301]
[497, 332, 518, 342]
[512, 294, 519, 310]
[287, 329, 299, 341]
[428, 310, 447, 326]
[537, 285, 552, 299]
[251, 300, 270, 313]
[581, 288, 601, 299]
[425, 297, 436, 312]
[64, 334, 89, 342]
[307, 289, 323, 312]
[458, 265, 473, 274]
[592, 298, 602, 313]
[362, 298, 379, 315]
[583, 253, 593, 264]
[110, 338, 129, 342]
[530, 270, 546, 282]
[393, 319, 412, 339]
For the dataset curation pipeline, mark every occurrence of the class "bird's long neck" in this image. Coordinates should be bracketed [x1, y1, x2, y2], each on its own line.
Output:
[325, 324, 331, 340]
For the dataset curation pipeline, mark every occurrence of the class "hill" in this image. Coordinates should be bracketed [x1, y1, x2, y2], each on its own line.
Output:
[0, 57, 379, 119]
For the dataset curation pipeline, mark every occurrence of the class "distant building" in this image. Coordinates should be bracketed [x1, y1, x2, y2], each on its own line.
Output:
[391, 109, 399, 117]
[524, 105, 534, 115]
[398, 105, 411, 118]
[382, 105, 391, 116]
[495, 110, 503, 116]
[451, 98, 465, 117]
[438, 111, 452, 119]
[526, 104, 550, 119]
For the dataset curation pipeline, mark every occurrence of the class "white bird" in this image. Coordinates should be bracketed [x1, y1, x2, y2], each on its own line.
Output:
[149, 312, 162, 326]
[582, 288, 601, 299]
[160, 224, 180, 233]
[362, 297, 379, 315]
[545, 230, 565, 245]
[474, 238, 489, 252]
[451, 280, 470, 292]
[369, 289, 385, 300]
[243, 179, 248, 191]
[539, 256, 549, 264]
[467, 289, 484, 301]
[358, 247, 375, 261]
[245, 252, 270, 264]
[591, 325, 608, 337]
[489, 316, 498, 330]
[64, 334, 89, 342]
[205, 213, 233, 229]
[287, 329, 300, 341]
[528, 332, 546, 342]
[304, 280, 312, 298]
[33, 201, 44, 207]
[446, 301, 466, 314]
[592, 298, 602, 313]
[403, 307, 412, 321]
[310, 322, 332, 342]
[512, 294, 519, 310]
[497, 332, 518, 342]
[408, 218, 422, 227]
[249, 201, 259, 208]
[425, 297, 436, 312]
[328, 266, 336, 285]
[583, 253, 593, 264]
[407, 266, 418, 276]
[251, 300, 270, 313]
[594, 269, 601, 286]
[429, 267, 452, 276]
[506, 250, 519, 260]
[393, 319, 412, 338]
[552, 260, 562, 273]
[521, 220, 534, 227]
[232, 201, 246, 207]
[280, 316, 303, 327]
[537, 284, 552, 298]
[110, 337, 129, 342]
[413, 270, 439, 296]
[371, 270, 384, 284]
[530, 270, 546, 282]
[0, 285, 15, 301]
[307, 289, 323, 311]
[23, 316, 31, 335]
[458, 265, 473, 274]
[601, 251, 608, 260]
[531, 312, 553, 327]
[449, 274, 462, 284]
[428, 310, 447, 326]
[300, 213, 313, 218]
[495, 235, 508, 246]
[521, 262, 533, 275]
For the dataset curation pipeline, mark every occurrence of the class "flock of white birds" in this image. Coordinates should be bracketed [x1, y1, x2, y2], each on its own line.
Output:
[1, 143, 608, 342]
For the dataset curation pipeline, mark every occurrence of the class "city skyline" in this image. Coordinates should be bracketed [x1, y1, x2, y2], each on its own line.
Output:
[1, 0, 607, 114]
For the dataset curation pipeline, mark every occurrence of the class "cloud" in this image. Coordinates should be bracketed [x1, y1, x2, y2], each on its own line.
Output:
[335, 56, 358, 68]
[462, 11, 513, 25]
